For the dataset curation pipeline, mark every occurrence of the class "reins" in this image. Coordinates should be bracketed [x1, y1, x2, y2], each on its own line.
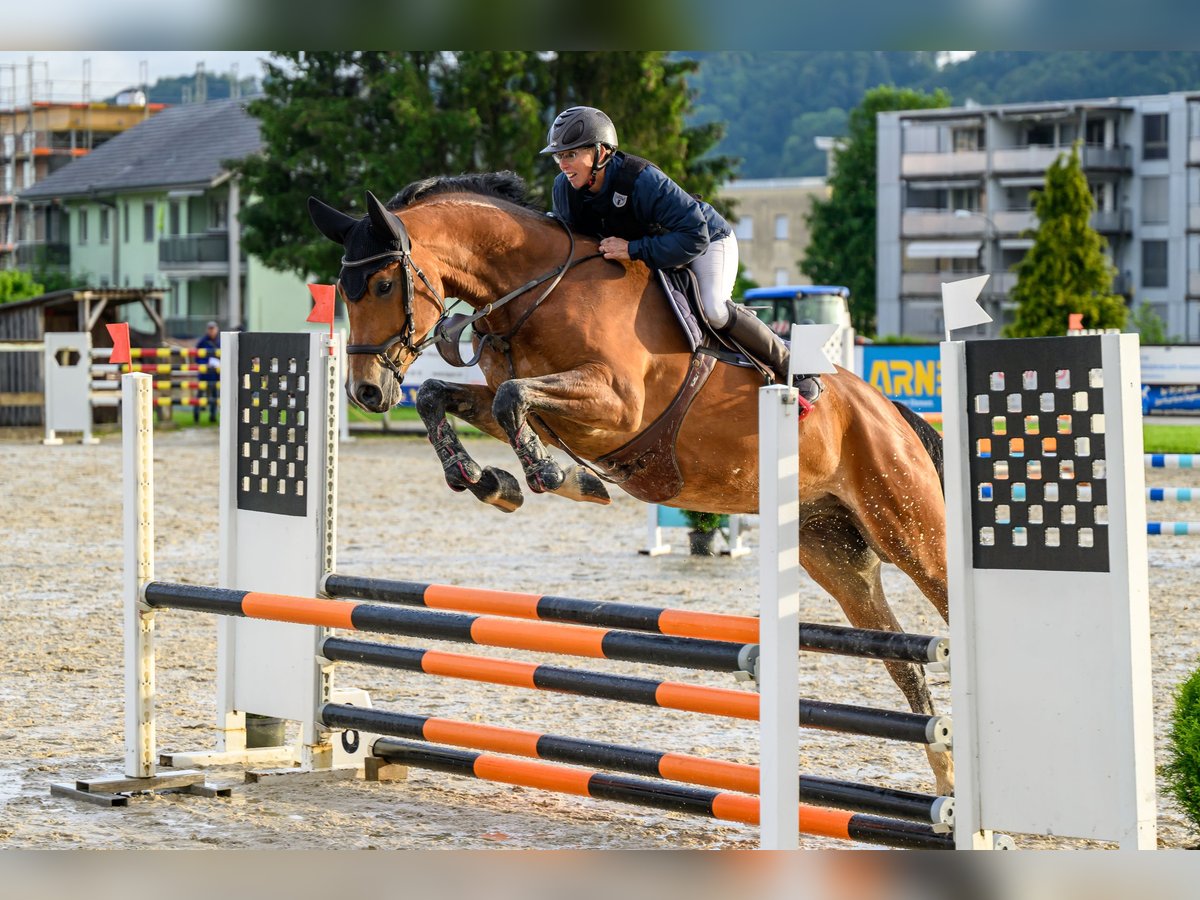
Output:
[343, 213, 601, 381]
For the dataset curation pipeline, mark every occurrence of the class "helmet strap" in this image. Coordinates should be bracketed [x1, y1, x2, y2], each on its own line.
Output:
[581, 144, 611, 192]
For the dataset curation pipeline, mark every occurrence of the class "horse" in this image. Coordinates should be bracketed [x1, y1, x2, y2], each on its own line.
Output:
[307, 173, 952, 796]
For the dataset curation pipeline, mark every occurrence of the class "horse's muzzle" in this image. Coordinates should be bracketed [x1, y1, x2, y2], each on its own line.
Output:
[349, 376, 400, 413]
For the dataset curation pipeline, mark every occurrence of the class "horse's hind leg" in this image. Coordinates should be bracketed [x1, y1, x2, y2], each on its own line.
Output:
[415, 380, 524, 512]
[798, 513, 954, 797]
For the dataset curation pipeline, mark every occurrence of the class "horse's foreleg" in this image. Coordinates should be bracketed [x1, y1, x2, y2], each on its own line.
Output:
[415, 380, 524, 512]
[797, 512, 954, 797]
[492, 372, 621, 505]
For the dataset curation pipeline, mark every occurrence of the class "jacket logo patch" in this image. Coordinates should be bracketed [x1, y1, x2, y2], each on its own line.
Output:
[613, 193, 628, 208]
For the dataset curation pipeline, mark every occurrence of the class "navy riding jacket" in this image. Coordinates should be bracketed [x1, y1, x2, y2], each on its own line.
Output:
[551, 151, 731, 271]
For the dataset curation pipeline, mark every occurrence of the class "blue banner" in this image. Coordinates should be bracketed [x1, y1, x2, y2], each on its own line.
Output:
[1142, 384, 1200, 413]
[861, 345, 941, 413]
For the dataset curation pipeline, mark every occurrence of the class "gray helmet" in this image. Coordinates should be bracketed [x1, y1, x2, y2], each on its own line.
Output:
[540, 106, 618, 155]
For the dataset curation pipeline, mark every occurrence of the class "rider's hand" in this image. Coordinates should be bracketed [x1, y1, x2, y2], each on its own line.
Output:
[599, 237, 631, 261]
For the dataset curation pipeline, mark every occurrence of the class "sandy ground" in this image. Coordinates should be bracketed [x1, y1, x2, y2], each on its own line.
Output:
[0, 423, 1197, 850]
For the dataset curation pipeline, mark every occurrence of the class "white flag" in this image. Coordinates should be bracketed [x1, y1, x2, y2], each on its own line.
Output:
[941, 274, 992, 340]
[789, 323, 839, 378]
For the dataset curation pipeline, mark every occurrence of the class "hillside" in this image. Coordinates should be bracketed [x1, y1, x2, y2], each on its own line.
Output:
[684, 51, 1200, 178]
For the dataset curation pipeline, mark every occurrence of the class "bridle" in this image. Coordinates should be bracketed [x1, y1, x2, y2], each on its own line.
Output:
[342, 211, 588, 382]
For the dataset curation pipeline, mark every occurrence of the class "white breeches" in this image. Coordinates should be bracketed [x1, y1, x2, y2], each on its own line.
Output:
[687, 233, 739, 329]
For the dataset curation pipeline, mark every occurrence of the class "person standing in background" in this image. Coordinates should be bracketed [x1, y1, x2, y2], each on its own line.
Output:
[195, 321, 220, 423]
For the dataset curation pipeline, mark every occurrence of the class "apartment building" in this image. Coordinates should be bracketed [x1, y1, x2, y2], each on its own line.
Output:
[17, 98, 311, 337]
[719, 177, 827, 287]
[877, 92, 1200, 340]
[1, 99, 166, 270]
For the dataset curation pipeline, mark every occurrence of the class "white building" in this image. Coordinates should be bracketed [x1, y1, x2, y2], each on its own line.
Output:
[719, 177, 827, 287]
[876, 92, 1200, 340]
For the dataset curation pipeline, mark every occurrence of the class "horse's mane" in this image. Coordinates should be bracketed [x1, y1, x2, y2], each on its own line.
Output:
[387, 171, 542, 213]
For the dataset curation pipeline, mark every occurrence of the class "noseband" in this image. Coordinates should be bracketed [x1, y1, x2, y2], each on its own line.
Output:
[342, 214, 583, 383]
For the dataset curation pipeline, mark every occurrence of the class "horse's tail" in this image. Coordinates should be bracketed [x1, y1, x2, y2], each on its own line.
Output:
[892, 401, 944, 494]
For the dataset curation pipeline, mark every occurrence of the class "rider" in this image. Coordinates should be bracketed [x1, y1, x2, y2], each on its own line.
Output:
[541, 105, 821, 404]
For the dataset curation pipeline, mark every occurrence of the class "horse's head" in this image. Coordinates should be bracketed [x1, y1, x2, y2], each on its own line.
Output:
[308, 190, 445, 412]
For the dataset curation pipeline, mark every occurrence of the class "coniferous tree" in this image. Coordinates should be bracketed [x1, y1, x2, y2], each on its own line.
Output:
[1006, 143, 1127, 337]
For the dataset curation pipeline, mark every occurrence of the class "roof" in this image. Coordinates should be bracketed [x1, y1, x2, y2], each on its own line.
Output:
[744, 286, 849, 299]
[18, 98, 262, 201]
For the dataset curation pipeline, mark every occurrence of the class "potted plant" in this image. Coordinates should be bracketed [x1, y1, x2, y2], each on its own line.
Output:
[681, 510, 724, 556]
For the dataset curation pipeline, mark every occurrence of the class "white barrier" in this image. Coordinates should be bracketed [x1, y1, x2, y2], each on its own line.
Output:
[942, 333, 1156, 849]
[639, 505, 751, 557]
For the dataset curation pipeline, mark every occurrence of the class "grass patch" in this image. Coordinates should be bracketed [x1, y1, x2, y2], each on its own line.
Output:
[1144, 425, 1200, 454]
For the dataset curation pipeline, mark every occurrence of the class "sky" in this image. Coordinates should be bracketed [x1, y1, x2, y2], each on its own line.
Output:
[0, 51, 271, 104]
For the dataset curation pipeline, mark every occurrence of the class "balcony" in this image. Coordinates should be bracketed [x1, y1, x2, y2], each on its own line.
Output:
[15, 240, 69, 268]
[901, 271, 987, 295]
[901, 150, 987, 178]
[1080, 144, 1132, 170]
[993, 210, 1036, 235]
[992, 146, 1069, 173]
[1090, 209, 1132, 234]
[159, 232, 246, 274]
[900, 212, 986, 237]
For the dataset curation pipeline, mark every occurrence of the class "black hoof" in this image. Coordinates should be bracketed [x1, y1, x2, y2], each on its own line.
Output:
[527, 461, 566, 494]
[468, 466, 524, 512]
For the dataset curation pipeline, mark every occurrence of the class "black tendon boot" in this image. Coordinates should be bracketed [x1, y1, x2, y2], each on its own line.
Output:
[721, 304, 823, 405]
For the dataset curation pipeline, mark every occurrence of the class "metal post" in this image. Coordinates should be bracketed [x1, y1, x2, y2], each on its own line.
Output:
[758, 384, 800, 849]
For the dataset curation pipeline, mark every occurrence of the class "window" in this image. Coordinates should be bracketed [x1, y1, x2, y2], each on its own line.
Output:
[123, 203, 129, 242]
[774, 214, 789, 240]
[1143, 114, 1169, 160]
[1025, 124, 1055, 146]
[144, 203, 155, 241]
[210, 198, 227, 229]
[1142, 240, 1168, 288]
[774, 268, 790, 286]
[78, 208, 88, 244]
[169, 201, 180, 236]
[733, 217, 754, 241]
[1085, 118, 1108, 146]
[905, 186, 947, 210]
[952, 128, 985, 151]
[99, 208, 110, 244]
[1142, 177, 1169, 224]
[950, 187, 980, 212]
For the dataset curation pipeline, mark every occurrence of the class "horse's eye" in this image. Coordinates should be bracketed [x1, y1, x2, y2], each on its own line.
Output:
[376, 280, 392, 295]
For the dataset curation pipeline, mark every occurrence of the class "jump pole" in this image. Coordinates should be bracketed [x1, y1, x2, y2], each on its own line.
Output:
[942, 333, 1156, 849]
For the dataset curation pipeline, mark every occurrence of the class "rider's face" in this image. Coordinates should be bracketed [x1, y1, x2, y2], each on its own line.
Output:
[557, 148, 596, 187]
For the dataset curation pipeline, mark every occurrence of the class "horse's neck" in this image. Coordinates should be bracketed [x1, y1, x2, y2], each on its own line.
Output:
[405, 201, 567, 309]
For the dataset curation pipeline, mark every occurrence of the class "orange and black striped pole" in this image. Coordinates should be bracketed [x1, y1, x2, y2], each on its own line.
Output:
[320, 702, 952, 826]
[322, 574, 948, 665]
[366, 737, 952, 850]
[142, 581, 752, 673]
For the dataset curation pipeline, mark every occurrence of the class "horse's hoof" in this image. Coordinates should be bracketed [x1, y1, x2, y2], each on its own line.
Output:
[527, 461, 566, 494]
[469, 466, 524, 512]
[551, 466, 611, 505]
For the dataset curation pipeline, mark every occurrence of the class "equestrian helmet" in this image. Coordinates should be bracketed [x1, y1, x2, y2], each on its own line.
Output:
[540, 106, 618, 155]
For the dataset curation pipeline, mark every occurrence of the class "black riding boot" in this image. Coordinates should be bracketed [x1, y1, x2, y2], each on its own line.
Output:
[720, 304, 822, 403]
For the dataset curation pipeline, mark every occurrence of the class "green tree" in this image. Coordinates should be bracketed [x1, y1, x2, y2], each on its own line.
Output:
[0, 270, 44, 304]
[235, 51, 736, 282]
[1006, 143, 1126, 337]
[800, 85, 949, 334]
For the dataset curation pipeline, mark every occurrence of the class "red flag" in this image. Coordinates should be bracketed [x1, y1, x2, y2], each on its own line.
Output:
[1068, 313, 1084, 331]
[105, 322, 131, 365]
[307, 283, 336, 325]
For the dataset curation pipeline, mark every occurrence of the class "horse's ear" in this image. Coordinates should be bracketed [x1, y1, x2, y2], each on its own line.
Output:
[307, 196, 357, 245]
[365, 190, 407, 246]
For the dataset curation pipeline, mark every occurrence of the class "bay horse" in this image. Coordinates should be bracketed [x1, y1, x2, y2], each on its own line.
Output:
[308, 173, 952, 795]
